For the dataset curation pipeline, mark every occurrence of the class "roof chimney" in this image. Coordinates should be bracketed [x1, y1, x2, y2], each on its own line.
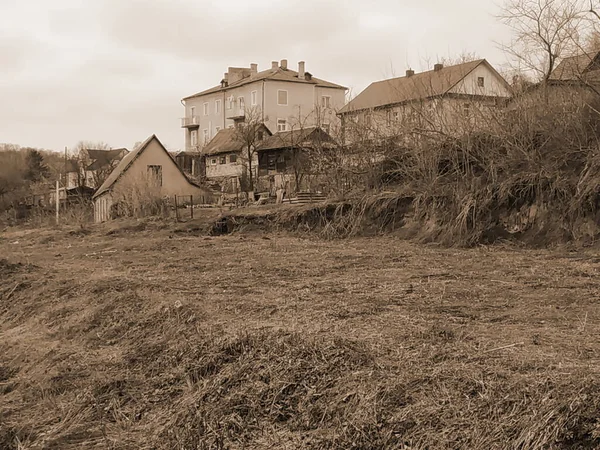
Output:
[434, 63, 443, 72]
[271, 61, 278, 70]
[298, 61, 305, 80]
[406, 69, 415, 77]
[250, 63, 258, 74]
[280, 59, 288, 70]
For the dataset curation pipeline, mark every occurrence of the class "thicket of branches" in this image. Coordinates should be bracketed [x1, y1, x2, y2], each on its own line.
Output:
[0, 145, 62, 211]
[283, 1, 600, 245]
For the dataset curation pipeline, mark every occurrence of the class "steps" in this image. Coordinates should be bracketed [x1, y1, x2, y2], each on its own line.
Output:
[284, 192, 327, 205]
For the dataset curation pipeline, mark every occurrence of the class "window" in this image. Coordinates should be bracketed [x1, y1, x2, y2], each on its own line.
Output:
[267, 153, 277, 170]
[463, 103, 471, 117]
[393, 111, 400, 122]
[238, 96, 245, 110]
[147, 165, 162, 187]
[210, 158, 217, 165]
[386, 110, 392, 126]
[257, 130, 264, 141]
[203, 102, 209, 115]
[477, 77, 485, 87]
[190, 106, 196, 116]
[227, 96, 233, 110]
[191, 130, 198, 146]
[219, 156, 226, 164]
[321, 95, 331, 108]
[203, 129, 209, 144]
[277, 90, 288, 105]
[215, 99, 221, 114]
[229, 154, 237, 163]
[251, 90, 257, 106]
[277, 118, 287, 132]
[322, 122, 330, 133]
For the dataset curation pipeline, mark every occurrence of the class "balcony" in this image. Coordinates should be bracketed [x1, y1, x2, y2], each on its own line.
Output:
[226, 109, 245, 121]
[181, 115, 201, 128]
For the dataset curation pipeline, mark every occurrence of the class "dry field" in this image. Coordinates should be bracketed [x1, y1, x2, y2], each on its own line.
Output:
[1, 218, 599, 449]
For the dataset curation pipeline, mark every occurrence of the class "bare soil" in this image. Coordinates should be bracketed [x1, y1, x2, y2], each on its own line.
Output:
[1, 217, 599, 449]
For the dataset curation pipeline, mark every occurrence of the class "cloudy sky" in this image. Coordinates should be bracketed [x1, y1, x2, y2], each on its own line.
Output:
[1, 0, 512, 152]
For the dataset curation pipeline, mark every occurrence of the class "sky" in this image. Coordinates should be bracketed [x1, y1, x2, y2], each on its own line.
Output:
[0, 0, 513, 152]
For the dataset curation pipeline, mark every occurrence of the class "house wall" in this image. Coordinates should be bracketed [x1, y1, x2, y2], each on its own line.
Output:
[65, 171, 79, 190]
[262, 81, 344, 134]
[93, 192, 113, 223]
[115, 139, 206, 197]
[448, 64, 512, 98]
[184, 83, 266, 151]
[315, 86, 346, 133]
[205, 153, 249, 178]
[342, 94, 504, 145]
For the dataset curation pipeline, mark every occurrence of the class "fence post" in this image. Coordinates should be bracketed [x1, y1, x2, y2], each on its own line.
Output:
[190, 195, 194, 220]
[174, 195, 179, 222]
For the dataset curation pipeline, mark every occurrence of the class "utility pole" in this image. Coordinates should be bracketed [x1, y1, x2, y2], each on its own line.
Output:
[55, 179, 59, 225]
[64, 146, 67, 184]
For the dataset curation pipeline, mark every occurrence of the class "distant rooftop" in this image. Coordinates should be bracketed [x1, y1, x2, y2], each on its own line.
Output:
[183, 59, 346, 101]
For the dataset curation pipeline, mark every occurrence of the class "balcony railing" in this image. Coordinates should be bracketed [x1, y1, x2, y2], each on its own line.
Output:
[226, 108, 245, 120]
[181, 115, 201, 128]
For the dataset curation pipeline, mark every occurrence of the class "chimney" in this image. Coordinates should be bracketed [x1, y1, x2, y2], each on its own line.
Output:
[280, 59, 288, 70]
[298, 61, 305, 80]
[250, 63, 258, 74]
[434, 63, 443, 72]
[406, 69, 415, 77]
[271, 61, 279, 70]
[227, 67, 245, 84]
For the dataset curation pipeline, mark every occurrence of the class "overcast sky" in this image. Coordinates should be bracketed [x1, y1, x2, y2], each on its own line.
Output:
[0, 0, 512, 152]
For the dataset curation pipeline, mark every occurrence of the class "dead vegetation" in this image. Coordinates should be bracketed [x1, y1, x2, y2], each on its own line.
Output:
[1, 226, 599, 449]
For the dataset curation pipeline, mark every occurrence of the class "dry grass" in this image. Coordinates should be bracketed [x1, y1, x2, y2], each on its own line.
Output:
[1, 222, 599, 449]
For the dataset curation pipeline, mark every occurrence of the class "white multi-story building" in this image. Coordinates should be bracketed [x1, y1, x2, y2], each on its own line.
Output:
[181, 59, 347, 152]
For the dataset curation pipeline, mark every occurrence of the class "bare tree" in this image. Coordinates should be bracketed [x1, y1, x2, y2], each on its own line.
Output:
[498, 0, 586, 82]
[233, 106, 264, 192]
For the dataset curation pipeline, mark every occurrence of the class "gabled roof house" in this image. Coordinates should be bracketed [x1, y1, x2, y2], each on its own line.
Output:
[93, 135, 210, 222]
[340, 59, 512, 115]
[339, 59, 512, 141]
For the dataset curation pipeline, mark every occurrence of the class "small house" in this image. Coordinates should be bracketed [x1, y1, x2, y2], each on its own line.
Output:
[92, 135, 210, 223]
[201, 124, 272, 192]
[257, 126, 336, 194]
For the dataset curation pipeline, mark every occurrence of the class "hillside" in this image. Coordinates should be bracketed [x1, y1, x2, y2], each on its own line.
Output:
[1, 222, 599, 449]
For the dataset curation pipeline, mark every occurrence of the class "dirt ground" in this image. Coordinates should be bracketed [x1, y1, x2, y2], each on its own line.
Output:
[1, 218, 599, 449]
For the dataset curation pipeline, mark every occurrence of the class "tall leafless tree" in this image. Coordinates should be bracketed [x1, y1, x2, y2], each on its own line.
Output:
[233, 106, 264, 192]
[499, 0, 586, 82]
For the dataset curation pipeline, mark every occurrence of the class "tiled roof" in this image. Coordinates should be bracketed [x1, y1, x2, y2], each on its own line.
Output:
[65, 159, 79, 173]
[549, 51, 600, 81]
[202, 124, 272, 156]
[339, 59, 502, 114]
[201, 128, 244, 156]
[183, 66, 346, 101]
[85, 148, 128, 171]
[259, 126, 334, 151]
